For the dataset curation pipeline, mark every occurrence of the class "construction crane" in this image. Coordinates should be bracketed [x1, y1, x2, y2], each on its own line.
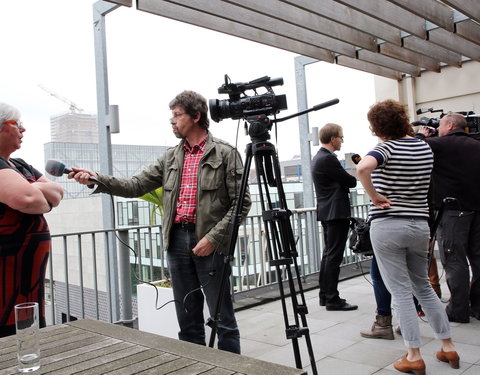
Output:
[38, 84, 84, 113]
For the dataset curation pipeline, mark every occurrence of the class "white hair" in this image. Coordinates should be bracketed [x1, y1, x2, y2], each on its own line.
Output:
[0, 102, 21, 131]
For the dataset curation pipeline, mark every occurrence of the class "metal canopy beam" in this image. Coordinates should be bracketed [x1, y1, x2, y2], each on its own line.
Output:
[282, 0, 402, 45]
[386, 0, 454, 31]
[402, 35, 462, 67]
[455, 19, 480, 44]
[442, 0, 480, 23]
[135, 0, 480, 80]
[428, 27, 480, 60]
[225, 0, 377, 51]
[336, 55, 403, 80]
[357, 49, 421, 77]
[137, 0, 335, 63]
[162, 0, 357, 56]
[379, 43, 441, 72]
[336, 0, 427, 38]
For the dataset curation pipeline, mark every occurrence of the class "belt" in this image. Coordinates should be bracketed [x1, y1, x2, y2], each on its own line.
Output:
[173, 222, 196, 231]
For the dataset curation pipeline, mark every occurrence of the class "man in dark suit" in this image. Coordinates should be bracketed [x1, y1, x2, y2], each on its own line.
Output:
[311, 123, 358, 311]
[421, 112, 480, 323]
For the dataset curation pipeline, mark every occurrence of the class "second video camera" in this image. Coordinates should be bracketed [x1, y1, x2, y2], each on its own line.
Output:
[209, 75, 287, 123]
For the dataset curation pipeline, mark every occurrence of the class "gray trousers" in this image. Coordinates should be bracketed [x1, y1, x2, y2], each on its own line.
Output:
[371, 216, 451, 348]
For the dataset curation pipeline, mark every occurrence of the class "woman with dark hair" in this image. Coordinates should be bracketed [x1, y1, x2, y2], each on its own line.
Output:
[0, 102, 64, 337]
[357, 100, 458, 374]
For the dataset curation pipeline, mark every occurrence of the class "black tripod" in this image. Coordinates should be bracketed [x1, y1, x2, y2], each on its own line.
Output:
[207, 100, 340, 373]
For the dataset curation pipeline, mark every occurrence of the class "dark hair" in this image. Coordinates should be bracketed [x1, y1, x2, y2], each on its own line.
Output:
[319, 123, 342, 144]
[367, 100, 411, 140]
[169, 91, 209, 130]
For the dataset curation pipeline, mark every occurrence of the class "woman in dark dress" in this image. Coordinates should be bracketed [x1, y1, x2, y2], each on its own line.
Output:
[0, 102, 64, 337]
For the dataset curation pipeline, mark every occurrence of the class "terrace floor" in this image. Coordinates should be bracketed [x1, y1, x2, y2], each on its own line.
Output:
[235, 262, 480, 375]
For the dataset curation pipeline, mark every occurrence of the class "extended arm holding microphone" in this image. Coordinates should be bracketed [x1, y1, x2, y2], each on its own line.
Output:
[45, 159, 98, 185]
[68, 167, 99, 186]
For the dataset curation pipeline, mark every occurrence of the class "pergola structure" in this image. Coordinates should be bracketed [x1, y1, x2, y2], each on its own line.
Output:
[108, 0, 479, 80]
[94, 1, 479, 322]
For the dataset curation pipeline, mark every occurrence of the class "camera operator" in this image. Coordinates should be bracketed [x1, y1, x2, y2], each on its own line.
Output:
[69, 90, 251, 353]
[420, 111, 480, 323]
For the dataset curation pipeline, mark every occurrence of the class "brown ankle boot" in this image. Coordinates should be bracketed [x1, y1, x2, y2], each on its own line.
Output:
[360, 315, 394, 340]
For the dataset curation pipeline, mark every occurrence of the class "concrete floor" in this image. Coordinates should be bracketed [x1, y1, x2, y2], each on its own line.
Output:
[236, 264, 480, 375]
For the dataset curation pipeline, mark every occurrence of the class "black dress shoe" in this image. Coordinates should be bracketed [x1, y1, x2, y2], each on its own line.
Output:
[471, 310, 480, 320]
[447, 313, 469, 323]
[320, 297, 345, 307]
[326, 300, 358, 311]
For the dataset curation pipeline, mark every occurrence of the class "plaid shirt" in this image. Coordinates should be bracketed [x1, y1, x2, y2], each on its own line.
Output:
[174, 136, 207, 223]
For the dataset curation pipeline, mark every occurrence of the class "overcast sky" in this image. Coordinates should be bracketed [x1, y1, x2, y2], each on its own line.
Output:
[1, 0, 380, 174]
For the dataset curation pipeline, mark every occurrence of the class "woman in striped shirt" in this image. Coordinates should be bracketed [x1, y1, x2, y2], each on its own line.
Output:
[357, 100, 458, 375]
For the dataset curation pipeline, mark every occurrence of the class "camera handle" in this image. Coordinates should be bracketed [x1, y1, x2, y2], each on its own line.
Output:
[274, 98, 339, 123]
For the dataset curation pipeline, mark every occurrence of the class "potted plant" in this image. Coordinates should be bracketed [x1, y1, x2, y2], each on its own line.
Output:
[136, 278, 180, 338]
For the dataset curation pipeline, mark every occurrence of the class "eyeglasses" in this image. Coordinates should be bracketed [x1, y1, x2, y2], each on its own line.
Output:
[3, 120, 25, 130]
[337, 135, 344, 140]
[170, 112, 186, 122]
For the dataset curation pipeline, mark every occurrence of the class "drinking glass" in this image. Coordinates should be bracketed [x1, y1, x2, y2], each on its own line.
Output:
[14, 302, 41, 372]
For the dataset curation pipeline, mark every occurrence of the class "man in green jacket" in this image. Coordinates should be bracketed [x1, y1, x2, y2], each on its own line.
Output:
[70, 90, 251, 354]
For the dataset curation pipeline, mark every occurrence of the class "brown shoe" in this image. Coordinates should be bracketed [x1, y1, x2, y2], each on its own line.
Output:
[393, 355, 425, 375]
[436, 348, 460, 369]
[360, 315, 394, 340]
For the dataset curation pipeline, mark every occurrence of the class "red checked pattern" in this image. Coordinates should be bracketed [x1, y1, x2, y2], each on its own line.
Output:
[174, 137, 207, 223]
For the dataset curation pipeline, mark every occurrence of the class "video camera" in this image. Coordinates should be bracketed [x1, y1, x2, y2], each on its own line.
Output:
[412, 108, 444, 129]
[209, 74, 287, 123]
[413, 108, 480, 138]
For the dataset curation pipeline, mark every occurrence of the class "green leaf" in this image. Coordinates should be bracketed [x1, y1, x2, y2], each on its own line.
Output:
[138, 187, 164, 217]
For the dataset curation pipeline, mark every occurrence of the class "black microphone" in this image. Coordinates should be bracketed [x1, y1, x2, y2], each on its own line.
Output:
[351, 154, 361, 165]
[45, 159, 97, 182]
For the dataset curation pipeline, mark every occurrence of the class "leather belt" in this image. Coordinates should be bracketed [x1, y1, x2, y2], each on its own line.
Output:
[173, 222, 196, 231]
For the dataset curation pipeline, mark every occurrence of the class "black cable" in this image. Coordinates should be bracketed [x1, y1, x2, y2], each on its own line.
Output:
[93, 180, 179, 311]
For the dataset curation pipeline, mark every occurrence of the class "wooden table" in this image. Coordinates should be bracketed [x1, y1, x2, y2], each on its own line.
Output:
[0, 319, 306, 375]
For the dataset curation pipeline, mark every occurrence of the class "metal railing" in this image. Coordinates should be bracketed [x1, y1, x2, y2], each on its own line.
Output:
[46, 205, 369, 326]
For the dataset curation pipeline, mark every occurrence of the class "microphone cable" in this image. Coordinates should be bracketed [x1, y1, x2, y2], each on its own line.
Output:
[90, 179, 181, 313]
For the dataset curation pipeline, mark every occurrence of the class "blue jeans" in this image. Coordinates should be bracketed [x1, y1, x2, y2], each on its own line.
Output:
[371, 217, 450, 348]
[371, 256, 391, 316]
[167, 226, 240, 354]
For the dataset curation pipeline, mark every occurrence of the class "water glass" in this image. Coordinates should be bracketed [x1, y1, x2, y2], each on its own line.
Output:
[14, 302, 41, 373]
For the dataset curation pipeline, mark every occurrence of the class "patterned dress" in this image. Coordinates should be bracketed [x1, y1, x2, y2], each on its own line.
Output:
[0, 158, 51, 337]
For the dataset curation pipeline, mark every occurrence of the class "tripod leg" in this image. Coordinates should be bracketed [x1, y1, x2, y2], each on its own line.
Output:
[252, 143, 317, 374]
[208, 144, 253, 350]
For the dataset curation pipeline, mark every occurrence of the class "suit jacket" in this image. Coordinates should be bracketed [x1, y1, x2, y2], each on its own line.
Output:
[311, 147, 357, 221]
[425, 129, 480, 211]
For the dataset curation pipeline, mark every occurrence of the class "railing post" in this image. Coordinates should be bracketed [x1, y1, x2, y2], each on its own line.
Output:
[295, 56, 318, 267]
[93, 0, 121, 323]
[117, 229, 133, 325]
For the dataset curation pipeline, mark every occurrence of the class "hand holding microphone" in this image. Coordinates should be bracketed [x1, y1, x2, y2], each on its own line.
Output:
[351, 153, 362, 165]
[45, 160, 98, 185]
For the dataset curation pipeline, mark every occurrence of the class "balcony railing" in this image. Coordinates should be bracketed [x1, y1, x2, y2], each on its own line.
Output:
[45, 205, 370, 326]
